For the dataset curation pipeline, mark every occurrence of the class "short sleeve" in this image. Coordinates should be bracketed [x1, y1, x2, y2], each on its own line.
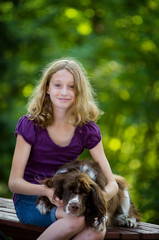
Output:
[82, 122, 102, 150]
[15, 115, 35, 145]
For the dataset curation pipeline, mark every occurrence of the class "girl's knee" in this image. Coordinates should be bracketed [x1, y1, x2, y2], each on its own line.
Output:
[88, 228, 106, 240]
[67, 216, 85, 233]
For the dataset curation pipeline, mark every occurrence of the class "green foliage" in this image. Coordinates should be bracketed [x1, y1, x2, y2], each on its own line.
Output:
[0, 0, 159, 224]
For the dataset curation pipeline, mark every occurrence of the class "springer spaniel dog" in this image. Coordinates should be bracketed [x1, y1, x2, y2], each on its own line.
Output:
[36, 160, 140, 232]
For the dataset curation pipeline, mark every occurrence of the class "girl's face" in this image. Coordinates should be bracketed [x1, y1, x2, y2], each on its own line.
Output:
[47, 69, 75, 112]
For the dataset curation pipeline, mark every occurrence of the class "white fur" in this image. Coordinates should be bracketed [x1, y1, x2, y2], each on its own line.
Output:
[65, 195, 80, 214]
[80, 164, 89, 172]
[55, 168, 68, 175]
[36, 200, 48, 214]
[115, 189, 138, 228]
[121, 189, 130, 215]
[80, 164, 96, 180]
[115, 214, 138, 228]
[93, 215, 108, 232]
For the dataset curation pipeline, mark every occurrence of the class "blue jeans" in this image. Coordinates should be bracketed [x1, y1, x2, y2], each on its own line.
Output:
[14, 194, 57, 227]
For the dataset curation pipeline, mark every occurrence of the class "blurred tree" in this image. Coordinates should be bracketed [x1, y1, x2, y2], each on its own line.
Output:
[0, 0, 159, 224]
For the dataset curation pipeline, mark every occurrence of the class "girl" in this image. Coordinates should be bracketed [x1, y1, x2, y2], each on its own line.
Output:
[8, 58, 118, 240]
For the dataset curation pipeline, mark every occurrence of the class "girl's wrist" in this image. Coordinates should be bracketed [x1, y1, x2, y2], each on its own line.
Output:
[40, 185, 55, 202]
[104, 181, 119, 200]
[40, 184, 48, 196]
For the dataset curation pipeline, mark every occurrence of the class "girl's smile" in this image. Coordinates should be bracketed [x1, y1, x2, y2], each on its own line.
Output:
[58, 98, 71, 102]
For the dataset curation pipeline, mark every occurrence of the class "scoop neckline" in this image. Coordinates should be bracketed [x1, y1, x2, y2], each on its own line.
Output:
[45, 125, 79, 148]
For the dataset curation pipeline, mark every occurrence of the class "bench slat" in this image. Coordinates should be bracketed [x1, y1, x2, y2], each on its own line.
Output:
[0, 219, 45, 240]
[141, 222, 159, 230]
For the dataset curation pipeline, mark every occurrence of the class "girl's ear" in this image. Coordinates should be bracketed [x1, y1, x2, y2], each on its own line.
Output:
[47, 85, 50, 95]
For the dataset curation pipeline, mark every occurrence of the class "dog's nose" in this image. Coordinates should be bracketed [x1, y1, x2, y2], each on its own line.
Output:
[69, 202, 80, 213]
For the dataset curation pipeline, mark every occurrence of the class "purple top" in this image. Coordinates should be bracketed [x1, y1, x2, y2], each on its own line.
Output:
[15, 115, 102, 185]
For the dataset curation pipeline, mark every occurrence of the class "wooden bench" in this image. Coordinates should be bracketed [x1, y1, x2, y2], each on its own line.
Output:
[0, 197, 159, 240]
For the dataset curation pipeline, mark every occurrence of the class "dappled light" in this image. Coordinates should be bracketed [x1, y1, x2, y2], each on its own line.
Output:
[108, 138, 122, 152]
[22, 84, 34, 97]
[77, 22, 92, 35]
[64, 8, 80, 19]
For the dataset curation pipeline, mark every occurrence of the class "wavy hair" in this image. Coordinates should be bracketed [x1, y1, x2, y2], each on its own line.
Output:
[27, 58, 103, 128]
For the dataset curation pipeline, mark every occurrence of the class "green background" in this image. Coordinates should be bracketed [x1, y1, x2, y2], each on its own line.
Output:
[0, 0, 159, 224]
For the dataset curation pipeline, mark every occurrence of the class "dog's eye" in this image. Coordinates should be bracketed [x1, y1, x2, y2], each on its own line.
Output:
[68, 187, 74, 193]
[68, 189, 73, 194]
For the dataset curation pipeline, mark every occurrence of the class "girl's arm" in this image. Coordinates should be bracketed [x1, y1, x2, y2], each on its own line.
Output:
[89, 140, 118, 200]
[8, 135, 54, 202]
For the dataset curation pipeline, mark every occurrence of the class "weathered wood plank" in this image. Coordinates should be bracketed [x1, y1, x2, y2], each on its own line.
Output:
[106, 227, 140, 240]
[113, 223, 159, 240]
[105, 227, 121, 239]
[141, 222, 159, 230]
[0, 219, 45, 240]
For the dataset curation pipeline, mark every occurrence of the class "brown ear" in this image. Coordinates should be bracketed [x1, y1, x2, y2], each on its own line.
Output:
[90, 182, 107, 214]
[77, 173, 92, 191]
[40, 175, 65, 200]
[51, 175, 65, 200]
[42, 177, 55, 188]
[85, 182, 107, 228]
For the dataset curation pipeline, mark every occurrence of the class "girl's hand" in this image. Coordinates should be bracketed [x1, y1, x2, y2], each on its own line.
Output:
[43, 185, 64, 207]
[53, 196, 64, 207]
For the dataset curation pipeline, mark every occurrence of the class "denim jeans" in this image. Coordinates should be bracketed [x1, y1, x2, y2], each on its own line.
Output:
[14, 194, 56, 227]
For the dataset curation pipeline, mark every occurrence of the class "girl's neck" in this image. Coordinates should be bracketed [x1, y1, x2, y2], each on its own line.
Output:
[52, 108, 71, 126]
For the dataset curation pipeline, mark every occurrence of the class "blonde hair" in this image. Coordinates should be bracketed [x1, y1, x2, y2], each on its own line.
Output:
[27, 58, 102, 128]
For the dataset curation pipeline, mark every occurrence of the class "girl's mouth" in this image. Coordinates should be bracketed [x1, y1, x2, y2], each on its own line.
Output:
[58, 98, 70, 102]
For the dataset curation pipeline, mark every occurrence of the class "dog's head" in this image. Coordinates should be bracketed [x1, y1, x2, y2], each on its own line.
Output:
[44, 171, 107, 228]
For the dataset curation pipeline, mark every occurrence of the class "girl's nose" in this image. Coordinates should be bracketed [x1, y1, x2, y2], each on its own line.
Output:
[61, 86, 68, 95]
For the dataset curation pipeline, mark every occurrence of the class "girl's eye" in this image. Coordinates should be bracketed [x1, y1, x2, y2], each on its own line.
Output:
[69, 85, 74, 89]
[55, 84, 61, 87]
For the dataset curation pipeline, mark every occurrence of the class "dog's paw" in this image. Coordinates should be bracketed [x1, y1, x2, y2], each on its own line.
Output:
[93, 215, 108, 232]
[126, 217, 138, 228]
[36, 200, 49, 214]
[115, 214, 138, 228]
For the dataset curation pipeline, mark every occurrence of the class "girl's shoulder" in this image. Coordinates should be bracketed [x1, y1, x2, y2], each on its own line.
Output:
[79, 121, 101, 135]
[15, 115, 41, 145]
[78, 122, 102, 149]
[16, 115, 36, 130]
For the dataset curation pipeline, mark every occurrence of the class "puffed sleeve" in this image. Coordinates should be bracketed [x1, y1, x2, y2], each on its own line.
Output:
[81, 122, 102, 150]
[15, 115, 35, 145]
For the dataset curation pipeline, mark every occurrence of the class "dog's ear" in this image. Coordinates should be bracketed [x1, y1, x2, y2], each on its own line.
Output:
[42, 177, 55, 188]
[52, 175, 66, 200]
[90, 182, 107, 214]
[42, 175, 65, 200]
[85, 182, 107, 228]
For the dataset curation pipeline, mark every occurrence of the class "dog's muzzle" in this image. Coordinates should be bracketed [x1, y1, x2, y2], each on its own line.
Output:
[65, 195, 84, 216]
